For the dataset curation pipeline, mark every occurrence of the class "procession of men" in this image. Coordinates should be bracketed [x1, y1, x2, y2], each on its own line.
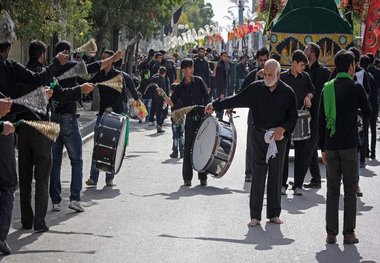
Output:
[1, 7, 380, 262]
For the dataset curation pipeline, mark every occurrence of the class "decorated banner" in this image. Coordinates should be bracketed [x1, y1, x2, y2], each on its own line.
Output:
[361, 0, 380, 54]
[270, 33, 353, 68]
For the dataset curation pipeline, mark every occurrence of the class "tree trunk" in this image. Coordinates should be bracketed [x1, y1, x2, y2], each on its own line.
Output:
[111, 26, 120, 51]
[94, 5, 109, 57]
[125, 43, 135, 74]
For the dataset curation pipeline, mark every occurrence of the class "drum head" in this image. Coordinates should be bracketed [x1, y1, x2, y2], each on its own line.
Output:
[114, 116, 127, 174]
[192, 116, 217, 171]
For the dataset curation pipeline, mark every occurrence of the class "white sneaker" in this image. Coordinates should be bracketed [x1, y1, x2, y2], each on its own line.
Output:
[148, 122, 155, 126]
[281, 186, 286, 195]
[52, 203, 62, 211]
[68, 201, 85, 212]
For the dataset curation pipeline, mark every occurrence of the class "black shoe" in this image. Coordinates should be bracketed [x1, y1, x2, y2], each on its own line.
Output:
[245, 176, 252, 182]
[157, 129, 165, 133]
[370, 154, 376, 159]
[183, 181, 191, 186]
[170, 151, 178, 158]
[343, 233, 359, 244]
[0, 240, 11, 255]
[326, 233, 337, 244]
[34, 223, 49, 233]
[22, 224, 33, 230]
[303, 182, 321, 189]
[179, 152, 184, 158]
[360, 162, 366, 168]
[200, 180, 207, 186]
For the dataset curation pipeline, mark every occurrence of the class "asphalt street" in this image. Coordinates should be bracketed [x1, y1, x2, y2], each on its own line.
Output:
[1, 108, 379, 263]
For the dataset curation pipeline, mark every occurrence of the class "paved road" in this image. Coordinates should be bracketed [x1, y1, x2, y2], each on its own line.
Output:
[1, 109, 379, 263]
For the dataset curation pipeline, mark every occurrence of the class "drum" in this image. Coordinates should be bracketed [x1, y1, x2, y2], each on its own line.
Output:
[191, 116, 237, 178]
[92, 112, 128, 174]
[292, 109, 311, 141]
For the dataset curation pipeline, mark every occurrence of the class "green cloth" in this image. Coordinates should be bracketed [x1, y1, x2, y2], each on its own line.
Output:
[125, 116, 130, 146]
[323, 72, 352, 137]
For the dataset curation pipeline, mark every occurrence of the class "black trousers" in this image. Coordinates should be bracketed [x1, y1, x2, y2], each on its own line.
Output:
[360, 118, 369, 163]
[0, 134, 17, 242]
[369, 108, 378, 156]
[325, 147, 357, 235]
[250, 129, 287, 221]
[18, 125, 52, 228]
[245, 110, 253, 178]
[183, 118, 207, 182]
[304, 118, 321, 184]
[155, 100, 166, 128]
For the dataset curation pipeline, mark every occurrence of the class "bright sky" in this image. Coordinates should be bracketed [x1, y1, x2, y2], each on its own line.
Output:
[205, 0, 254, 30]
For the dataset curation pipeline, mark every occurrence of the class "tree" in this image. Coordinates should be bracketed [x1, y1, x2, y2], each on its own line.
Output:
[0, 0, 92, 44]
[184, 0, 215, 29]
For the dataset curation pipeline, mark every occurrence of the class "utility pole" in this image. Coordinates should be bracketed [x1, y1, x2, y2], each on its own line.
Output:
[238, 0, 244, 26]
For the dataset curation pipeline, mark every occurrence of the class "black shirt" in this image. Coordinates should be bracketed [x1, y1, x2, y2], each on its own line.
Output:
[237, 62, 247, 80]
[239, 67, 263, 93]
[367, 65, 380, 111]
[280, 70, 315, 110]
[318, 77, 372, 151]
[305, 61, 331, 118]
[90, 68, 126, 115]
[213, 80, 298, 136]
[170, 76, 211, 116]
[0, 57, 60, 122]
[53, 60, 101, 114]
[150, 74, 168, 103]
[194, 57, 210, 87]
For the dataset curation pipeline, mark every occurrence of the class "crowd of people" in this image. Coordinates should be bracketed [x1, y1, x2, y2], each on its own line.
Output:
[1, 10, 380, 255]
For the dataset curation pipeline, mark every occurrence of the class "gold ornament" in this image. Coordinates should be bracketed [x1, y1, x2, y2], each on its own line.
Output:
[95, 74, 124, 93]
[75, 38, 97, 53]
[171, 105, 197, 126]
[23, 120, 60, 142]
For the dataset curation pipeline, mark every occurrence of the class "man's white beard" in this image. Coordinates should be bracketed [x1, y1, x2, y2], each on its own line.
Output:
[264, 79, 277, 87]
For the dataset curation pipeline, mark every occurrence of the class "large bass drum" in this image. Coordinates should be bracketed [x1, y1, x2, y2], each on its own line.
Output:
[92, 112, 128, 174]
[191, 116, 237, 178]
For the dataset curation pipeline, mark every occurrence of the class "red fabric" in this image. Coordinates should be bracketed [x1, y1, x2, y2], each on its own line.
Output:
[362, 0, 380, 54]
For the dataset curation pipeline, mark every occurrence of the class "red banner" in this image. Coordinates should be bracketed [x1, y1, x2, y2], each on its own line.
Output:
[362, 0, 380, 54]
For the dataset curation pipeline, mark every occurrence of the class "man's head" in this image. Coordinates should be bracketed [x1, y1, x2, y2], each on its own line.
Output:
[55, 40, 71, 56]
[263, 59, 281, 87]
[304, 42, 320, 63]
[256, 47, 269, 69]
[198, 46, 206, 59]
[159, 50, 167, 60]
[366, 53, 375, 64]
[334, 49, 355, 76]
[348, 46, 360, 64]
[220, 51, 228, 62]
[291, 50, 308, 74]
[359, 55, 370, 70]
[158, 66, 167, 76]
[155, 52, 163, 63]
[181, 58, 194, 78]
[29, 40, 47, 65]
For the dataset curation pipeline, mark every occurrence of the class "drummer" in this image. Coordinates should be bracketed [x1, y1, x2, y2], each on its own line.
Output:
[280, 50, 315, 196]
[159, 58, 211, 187]
[85, 49, 140, 188]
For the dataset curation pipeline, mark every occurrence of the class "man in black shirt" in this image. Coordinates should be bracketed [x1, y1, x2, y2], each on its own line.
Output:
[239, 47, 269, 183]
[280, 50, 315, 196]
[161, 58, 211, 186]
[50, 42, 122, 213]
[206, 59, 298, 227]
[0, 11, 69, 254]
[319, 49, 371, 245]
[193, 47, 210, 89]
[151, 66, 169, 133]
[86, 49, 139, 187]
[303, 43, 331, 189]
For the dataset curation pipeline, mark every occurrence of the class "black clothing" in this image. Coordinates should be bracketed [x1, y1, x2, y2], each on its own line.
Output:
[239, 68, 261, 92]
[150, 74, 168, 127]
[90, 68, 127, 115]
[193, 57, 210, 87]
[170, 76, 211, 182]
[237, 62, 247, 80]
[280, 70, 315, 109]
[367, 65, 380, 111]
[161, 59, 176, 85]
[122, 71, 139, 101]
[215, 60, 234, 97]
[213, 80, 298, 136]
[138, 78, 155, 100]
[318, 78, 372, 151]
[53, 61, 101, 115]
[213, 80, 297, 220]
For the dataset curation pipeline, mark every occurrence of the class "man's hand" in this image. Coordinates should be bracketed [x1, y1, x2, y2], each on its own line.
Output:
[270, 127, 285, 141]
[205, 103, 214, 114]
[304, 94, 312, 108]
[80, 83, 94, 94]
[135, 99, 142, 107]
[0, 98, 12, 117]
[321, 151, 327, 166]
[113, 50, 123, 62]
[256, 69, 264, 80]
[1, 121, 15, 135]
[45, 87, 54, 99]
[56, 51, 69, 65]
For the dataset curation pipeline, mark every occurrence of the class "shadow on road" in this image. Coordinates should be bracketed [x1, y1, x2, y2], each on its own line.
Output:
[315, 244, 376, 263]
[131, 185, 248, 200]
[159, 223, 294, 250]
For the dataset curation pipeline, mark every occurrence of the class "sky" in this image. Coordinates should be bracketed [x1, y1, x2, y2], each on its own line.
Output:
[205, 0, 255, 30]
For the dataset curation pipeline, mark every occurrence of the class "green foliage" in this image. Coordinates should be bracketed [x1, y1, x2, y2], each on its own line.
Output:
[1, 0, 92, 43]
[184, 0, 215, 29]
